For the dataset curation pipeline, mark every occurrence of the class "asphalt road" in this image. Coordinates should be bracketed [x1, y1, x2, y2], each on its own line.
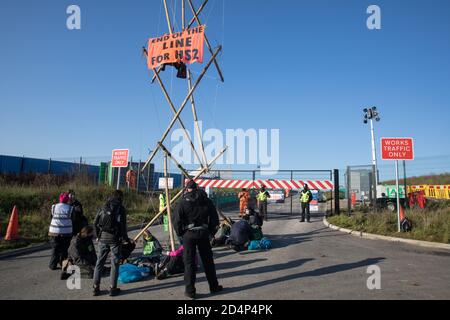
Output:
[1, 198, 449, 300]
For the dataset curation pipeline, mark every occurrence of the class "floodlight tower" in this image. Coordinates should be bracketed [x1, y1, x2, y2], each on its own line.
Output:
[363, 107, 381, 187]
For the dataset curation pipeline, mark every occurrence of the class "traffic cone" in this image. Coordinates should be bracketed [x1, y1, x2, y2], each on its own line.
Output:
[399, 204, 406, 221]
[5, 206, 19, 241]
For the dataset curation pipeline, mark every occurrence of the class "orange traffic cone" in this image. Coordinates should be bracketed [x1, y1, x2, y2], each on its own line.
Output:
[5, 206, 19, 241]
[399, 204, 406, 221]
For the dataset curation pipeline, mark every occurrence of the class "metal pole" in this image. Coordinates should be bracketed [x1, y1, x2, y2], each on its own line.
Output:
[347, 166, 351, 216]
[141, 46, 222, 172]
[290, 171, 293, 215]
[395, 160, 401, 232]
[137, 161, 141, 192]
[164, 152, 176, 251]
[334, 169, 340, 215]
[403, 160, 408, 208]
[117, 167, 121, 190]
[370, 119, 379, 186]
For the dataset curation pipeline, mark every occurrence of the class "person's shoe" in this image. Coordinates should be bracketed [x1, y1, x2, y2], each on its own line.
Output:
[185, 291, 196, 299]
[109, 287, 121, 297]
[307, 220, 311, 223]
[93, 285, 100, 297]
[156, 268, 168, 280]
[60, 272, 70, 280]
[300, 220, 305, 223]
[210, 285, 223, 294]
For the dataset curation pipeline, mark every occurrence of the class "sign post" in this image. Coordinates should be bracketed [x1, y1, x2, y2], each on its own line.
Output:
[111, 149, 129, 190]
[381, 138, 414, 232]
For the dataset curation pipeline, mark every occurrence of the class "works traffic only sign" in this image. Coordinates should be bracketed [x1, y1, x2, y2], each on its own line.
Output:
[381, 138, 414, 160]
[111, 149, 129, 167]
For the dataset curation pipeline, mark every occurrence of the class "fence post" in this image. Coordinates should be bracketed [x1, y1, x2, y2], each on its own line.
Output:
[347, 166, 351, 216]
[290, 170, 293, 215]
[137, 161, 141, 193]
[334, 169, 340, 215]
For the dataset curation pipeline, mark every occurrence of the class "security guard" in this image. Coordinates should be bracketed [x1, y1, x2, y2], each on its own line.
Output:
[173, 180, 223, 299]
[257, 186, 271, 222]
[159, 193, 169, 232]
[300, 184, 313, 222]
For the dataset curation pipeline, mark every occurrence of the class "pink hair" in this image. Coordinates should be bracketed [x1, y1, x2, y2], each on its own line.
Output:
[59, 192, 70, 204]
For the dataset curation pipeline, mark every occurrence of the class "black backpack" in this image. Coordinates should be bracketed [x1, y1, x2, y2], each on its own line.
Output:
[97, 205, 119, 235]
[401, 218, 413, 232]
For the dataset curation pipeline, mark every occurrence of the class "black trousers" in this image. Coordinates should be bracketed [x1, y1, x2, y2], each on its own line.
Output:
[183, 230, 219, 295]
[301, 202, 310, 221]
[49, 235, 72, 269]
[258, 201, 268, 221]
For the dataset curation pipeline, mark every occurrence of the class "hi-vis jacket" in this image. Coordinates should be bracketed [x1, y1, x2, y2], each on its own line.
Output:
[49, 203, 73, 236]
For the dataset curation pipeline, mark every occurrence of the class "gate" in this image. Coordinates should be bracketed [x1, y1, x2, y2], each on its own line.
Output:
[191, 169, 340, 217]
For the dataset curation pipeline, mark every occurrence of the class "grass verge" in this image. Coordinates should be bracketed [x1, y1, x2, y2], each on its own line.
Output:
[328, 202, 450, 244]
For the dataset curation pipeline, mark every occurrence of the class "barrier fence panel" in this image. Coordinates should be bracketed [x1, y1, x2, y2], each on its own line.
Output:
[196, 169, 336, 217]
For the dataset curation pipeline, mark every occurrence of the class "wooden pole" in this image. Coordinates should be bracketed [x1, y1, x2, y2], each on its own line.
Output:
[163, 0, 173, 34]
[141, 46, 222, 172]
[187, 0, 209, 28]
[159, 142, 191, 178]
[164, 152, 176, 251]
[182, 0, 185, 30]
[187, 0, 224, 82]
[134, 146, 227, 241]
[153, 67, 204, 166]
[188, 70, 209, 168]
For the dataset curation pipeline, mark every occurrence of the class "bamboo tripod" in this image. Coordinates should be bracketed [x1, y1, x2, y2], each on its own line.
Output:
[135, 0, 225, 250]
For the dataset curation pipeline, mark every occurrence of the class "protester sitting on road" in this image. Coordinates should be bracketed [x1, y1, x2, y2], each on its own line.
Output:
[61, 225, 97, 280]
[48, 192, 74, 271]
[93, 190, 129, 297]
[211, 220, 234, 247]
[227, 214, 253, 252]
[68, 189, 88, 236]
[248, 208, 263, 227]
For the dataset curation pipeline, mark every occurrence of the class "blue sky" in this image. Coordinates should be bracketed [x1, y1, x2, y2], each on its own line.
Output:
[1, 0, 449, 177]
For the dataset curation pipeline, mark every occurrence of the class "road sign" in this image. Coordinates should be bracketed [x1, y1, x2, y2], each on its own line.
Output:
[111, 149, 129, 167]
[159, 177, 174, 190]
[381, 138, 414, 160]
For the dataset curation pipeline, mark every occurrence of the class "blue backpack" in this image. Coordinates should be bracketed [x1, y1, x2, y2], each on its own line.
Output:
[260, 237, 272, 250]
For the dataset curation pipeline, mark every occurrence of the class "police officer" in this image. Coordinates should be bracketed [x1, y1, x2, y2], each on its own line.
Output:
[257, 186, 271, 222]
[300, 184, 313, 222]
[173, 180, 223, 299]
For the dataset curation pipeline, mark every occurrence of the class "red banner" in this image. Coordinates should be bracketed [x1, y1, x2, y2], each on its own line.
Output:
[147, 25, 205, 69]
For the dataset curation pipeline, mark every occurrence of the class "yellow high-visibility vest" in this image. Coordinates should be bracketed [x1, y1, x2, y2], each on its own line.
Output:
[300, 191, 310, 203]
[257, 191, 268, 202]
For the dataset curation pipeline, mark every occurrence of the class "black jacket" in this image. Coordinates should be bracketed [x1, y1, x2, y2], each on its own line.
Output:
[71, 200, 88, 236]
[173, 189, 219, 237]
[68, 234, 97, 266]
[94, 198, 128, 244]
[229, 219, 253, 246]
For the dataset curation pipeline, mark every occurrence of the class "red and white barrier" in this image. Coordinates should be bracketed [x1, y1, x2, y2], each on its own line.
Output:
[185, 179, 334, 191]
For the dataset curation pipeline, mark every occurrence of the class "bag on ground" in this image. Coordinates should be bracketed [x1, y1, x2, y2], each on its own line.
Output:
[118, 263, 151, 284]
